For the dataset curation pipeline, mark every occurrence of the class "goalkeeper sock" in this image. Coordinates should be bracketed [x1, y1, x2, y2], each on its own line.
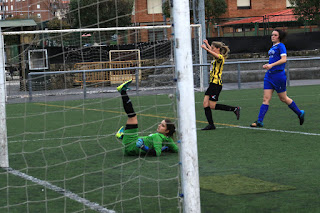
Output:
[258, 104, 269, 122]
[288, 101, 302, 116]
[204, 107, 214, 125]
[121, 90, 136, 118]
[215, 104, 236, 111]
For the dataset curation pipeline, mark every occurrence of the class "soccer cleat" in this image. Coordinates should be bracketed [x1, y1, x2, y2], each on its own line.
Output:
[234, 107, 241, 120]
[299, 110, 305, 125]
[115, 126, 124, 139]
[117, 79, 133, 92]
[201, 124, 216, 130]
[250, 120, 263, 128]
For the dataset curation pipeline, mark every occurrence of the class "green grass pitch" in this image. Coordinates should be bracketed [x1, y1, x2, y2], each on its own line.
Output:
[1, 84, 320, 212]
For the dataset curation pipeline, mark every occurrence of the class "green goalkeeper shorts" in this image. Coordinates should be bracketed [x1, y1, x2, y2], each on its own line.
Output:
[122, 128, 141, 156]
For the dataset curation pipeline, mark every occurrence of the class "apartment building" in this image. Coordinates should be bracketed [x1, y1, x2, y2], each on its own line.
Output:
[0, 0, 69, 21]
[222, 0, 293, 18]
[131, 0, 296, 39]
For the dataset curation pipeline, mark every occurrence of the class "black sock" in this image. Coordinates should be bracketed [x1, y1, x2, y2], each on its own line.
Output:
[215, 104, 236, 112]
[125, 124, 138, 130]
[121, 90, 136, 118]
[204, 107, 214, 125]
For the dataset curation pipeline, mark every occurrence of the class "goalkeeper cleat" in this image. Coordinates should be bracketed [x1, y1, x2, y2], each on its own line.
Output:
[201, 124, 216, 130]
[299, 110, 305, 125]
[117, 79, 133, 92]
[250, 120, 263, 128]
[234, 107, 241, 120]
[116, 126, 124, 139]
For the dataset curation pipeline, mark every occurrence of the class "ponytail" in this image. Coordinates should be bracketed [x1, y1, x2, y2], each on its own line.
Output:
[211, 41, 230, 58]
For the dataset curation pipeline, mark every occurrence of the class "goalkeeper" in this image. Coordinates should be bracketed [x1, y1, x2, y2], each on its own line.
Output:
[115, 79, 179, 156]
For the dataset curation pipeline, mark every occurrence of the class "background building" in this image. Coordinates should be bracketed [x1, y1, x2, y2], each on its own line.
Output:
[0, 0, 69, 21]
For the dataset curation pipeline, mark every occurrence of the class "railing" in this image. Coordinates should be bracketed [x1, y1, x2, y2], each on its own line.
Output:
[26, 56, 320, 101]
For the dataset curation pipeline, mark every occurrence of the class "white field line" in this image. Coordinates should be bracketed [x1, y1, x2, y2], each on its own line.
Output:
[4, 167, 116, 213]
[231, 125, 320, 136]
[197, 120, 320, 136]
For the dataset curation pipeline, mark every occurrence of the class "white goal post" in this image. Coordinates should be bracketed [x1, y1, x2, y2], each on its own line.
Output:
[0, 27, 8, 168]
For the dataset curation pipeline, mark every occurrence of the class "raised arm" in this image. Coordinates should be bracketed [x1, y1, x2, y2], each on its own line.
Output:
[201, 44, 220, 59]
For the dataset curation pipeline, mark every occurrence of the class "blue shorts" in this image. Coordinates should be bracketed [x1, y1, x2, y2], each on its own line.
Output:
[264, 70, 287, 93]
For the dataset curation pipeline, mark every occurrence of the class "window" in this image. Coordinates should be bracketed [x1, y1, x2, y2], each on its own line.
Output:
[148, 29, 164, 42]
[10, 5, 13, 10]
[37, 13, 41, 18]
[37, 4, 40, 9]
[147, 0, 162, 14]
[286, 0, 293, 7]
[237, 0, 251, 9]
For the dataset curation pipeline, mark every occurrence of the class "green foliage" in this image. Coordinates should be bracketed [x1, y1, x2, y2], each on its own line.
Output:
[205, 0, 227, 21]
[289, 0, 320, 24]
[162, 0, 170, 18]
[69, 0, 134, 28]
[47, 18, 71, 30]
[162, 0, 227, 21]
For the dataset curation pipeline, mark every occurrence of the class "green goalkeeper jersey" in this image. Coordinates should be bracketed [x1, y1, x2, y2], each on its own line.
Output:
[141, 133, 179, 156]
[123, 129, 179, 157]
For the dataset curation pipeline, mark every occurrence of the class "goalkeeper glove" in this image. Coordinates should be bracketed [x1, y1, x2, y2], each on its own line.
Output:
[136, 138, 149, 152]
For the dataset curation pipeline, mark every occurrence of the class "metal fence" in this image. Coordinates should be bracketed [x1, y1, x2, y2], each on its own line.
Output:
[13, 56, 319, 103]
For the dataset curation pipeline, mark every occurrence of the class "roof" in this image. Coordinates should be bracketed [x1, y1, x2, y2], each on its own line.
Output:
[220, 9, 298, 27]
[0, 19, 37, 28]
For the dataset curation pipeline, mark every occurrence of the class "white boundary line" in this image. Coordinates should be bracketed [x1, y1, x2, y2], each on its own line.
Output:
[4, 167, 116, 213]
[232, 125, 320, 136]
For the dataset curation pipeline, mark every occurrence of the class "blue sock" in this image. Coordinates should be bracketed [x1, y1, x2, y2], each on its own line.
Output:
[288, 101, 302, 116]
[258, 104, 269, 122]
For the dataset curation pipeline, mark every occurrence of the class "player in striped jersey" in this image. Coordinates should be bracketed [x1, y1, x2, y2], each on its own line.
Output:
[201, 40, 241, 130]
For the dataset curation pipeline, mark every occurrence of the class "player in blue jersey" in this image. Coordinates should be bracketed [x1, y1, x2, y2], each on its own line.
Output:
[201, 40, 241, 130]
[115, 79, 179, 156]
[250, 29, 305, 127]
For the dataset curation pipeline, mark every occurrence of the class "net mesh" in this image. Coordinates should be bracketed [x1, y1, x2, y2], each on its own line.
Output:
[1, 1, 201, 212]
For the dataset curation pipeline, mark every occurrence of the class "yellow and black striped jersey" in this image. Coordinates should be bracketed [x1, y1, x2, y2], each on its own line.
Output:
[209, 54, 224, 85]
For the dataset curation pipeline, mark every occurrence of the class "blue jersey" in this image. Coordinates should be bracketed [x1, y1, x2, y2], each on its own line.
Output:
[268, 42, 287, 72]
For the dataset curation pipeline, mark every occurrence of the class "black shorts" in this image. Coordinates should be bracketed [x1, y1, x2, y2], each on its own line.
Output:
[205, 83, 222, 101]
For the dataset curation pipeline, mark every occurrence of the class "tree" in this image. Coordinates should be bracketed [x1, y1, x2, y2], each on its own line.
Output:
[69, 0, 134, 28]
[162, 0, 227, 22]
[47, 18, 71, 29]
[289, 0, 320, 25]
[205, 0, 227, 22]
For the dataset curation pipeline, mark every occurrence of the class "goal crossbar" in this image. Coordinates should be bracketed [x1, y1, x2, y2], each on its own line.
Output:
[2, 24, 201, 35]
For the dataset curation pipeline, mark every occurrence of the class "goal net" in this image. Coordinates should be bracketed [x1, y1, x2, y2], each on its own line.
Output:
[0, 2, 201, 212]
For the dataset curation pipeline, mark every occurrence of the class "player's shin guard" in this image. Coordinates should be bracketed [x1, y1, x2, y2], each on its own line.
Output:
[215, 104, 235, 111]
[288, 101, 302, 116]
[204, 107, 214, 125]
[121, 90, 136, 118]
[258, 104, 269, 122]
